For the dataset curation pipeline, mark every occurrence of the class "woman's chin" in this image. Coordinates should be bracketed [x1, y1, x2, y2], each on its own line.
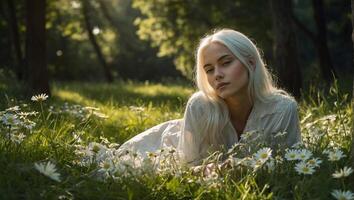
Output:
[216, 91, 231, 99]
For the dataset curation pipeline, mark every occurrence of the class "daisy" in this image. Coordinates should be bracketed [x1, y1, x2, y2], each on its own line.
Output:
[332, 167, 353, 179]
[306, 157, 322, 168]
[327, 149, 346, 162]
[331, 189, 354, 200]
[294, 161, 315, 175]
[98, 160, 117, 178]
[285, 149, 299, 161]
[9, 133, 26, 144]
[265, 158, 275, 171]
[297, 149, 312, 161]
[31, 93, 49, 102]
[1, 113, 20, 126]
[5, 106, 20, 112]
[254, 147, 272, 162]
[34, 161, 61, 182]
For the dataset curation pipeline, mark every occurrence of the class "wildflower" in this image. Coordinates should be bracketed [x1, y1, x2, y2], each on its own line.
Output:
[34, 161, 61, 182]
[285, 149, 299, 161]
[9, 133, 26, 144]
[294, 161, 315, 175]
[31, 93, 49, 102]
[327, 149, 346, 162]
[306, 157, 322, 168]
[249, 158, 266, 170]
[18, 111, 38, 117]
[265, 158, 275, 172]
[98, 160, 116, 178]
[254, 147, 272, 162]
[297, 149, 313, 161]
[6, 106, 20, 112]
[22, 119, 36, 130]
[332, 167, 353, 179]
[1, 113, 20, 126]
[331, 190, 354, 200]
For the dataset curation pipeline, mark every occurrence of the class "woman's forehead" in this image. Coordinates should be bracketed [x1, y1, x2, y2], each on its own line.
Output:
[201, 42, 235, 64]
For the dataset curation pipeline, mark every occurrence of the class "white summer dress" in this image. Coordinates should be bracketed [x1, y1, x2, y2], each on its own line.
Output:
[118, 91, 301, 164]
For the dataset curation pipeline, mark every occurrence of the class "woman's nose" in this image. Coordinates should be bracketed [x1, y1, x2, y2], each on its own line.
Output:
[214, 67, 224, 80]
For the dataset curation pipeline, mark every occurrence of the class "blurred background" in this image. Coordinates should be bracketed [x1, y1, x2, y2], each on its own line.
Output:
[0, 0, 352, 98]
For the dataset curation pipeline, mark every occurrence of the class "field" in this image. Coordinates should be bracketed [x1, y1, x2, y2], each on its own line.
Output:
[0, 81, 353, 199]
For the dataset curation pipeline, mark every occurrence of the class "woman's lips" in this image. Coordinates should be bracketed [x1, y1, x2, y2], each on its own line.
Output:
[216, 82, 230, 90]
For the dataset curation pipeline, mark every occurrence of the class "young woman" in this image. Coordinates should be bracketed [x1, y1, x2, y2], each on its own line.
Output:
[118, 29, 301, 165]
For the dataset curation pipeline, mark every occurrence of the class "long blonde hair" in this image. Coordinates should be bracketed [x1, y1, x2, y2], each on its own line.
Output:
[181, 29, 287, 163]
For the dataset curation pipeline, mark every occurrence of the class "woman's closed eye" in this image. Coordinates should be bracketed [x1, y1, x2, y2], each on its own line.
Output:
[205, 68, 214, 74]
[222, 60, 232, 66]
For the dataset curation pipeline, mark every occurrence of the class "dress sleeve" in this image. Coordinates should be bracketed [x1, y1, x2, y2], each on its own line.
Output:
[177, 92, 208, 165]
[277, 100, 302, 147]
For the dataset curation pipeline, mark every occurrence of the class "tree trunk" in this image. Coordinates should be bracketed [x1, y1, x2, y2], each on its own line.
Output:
[7, 0, 24, 80]
[269, 0, 302, 98]
[350, 0, 354, 168]
[312, 0, 337, 83]
[25, 0, 50, 95]
[82, 0, 113, 83]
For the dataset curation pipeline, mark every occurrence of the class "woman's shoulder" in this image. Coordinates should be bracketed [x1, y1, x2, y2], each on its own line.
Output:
[186, 91, 210, 107]
[256, 93, 298, 117]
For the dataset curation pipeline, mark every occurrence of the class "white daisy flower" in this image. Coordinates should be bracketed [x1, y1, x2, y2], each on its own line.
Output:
[34, 161, 61, 182]
[9, 133, 26, 144]
[331, 189, 354, 200]
[297, 149, 312, 161]
[285, 149, 300, 161]
[249, 158, 265, 170]
[1, 113, 20, 126]
[5, 106, 20, 112]
[306, 157, 322, 168]
[332, 167, 353, 179]
[294, 161, 315, 175]
[98, 160, 117, 178]
[265, 158, 275, 172]
[327, 149, 346, 162]
[254, 147, 272, 162]
[31, 93, 49, 102]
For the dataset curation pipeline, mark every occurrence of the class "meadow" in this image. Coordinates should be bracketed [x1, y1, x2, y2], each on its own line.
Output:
[0, 80, 353, 200]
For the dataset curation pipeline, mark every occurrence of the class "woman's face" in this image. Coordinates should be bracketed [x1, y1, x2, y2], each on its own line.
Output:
[201, 42, 249, 99]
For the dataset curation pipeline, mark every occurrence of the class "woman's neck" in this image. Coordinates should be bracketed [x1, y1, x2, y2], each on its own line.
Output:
[225, 94, 253, 125]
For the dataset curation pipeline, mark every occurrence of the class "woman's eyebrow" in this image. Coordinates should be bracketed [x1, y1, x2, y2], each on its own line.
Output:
[203, 54, 231, 69]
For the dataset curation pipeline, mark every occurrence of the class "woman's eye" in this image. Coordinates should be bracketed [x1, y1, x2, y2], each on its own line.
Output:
[206, 68, 214, 73]
[223, 61, 231, 66]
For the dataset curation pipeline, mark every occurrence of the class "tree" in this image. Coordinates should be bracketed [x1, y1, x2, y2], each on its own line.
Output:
[25, 0, 50, 94]
[133, 0, 272, 79]
[350, 0, 354, 167]
[82, 0, 113, 83]
[6, 0, 24, 80]
[269, 0, 302, 98]
[292, 0, 337, 84]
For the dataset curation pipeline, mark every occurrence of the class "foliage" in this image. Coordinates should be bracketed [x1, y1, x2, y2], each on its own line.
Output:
[0, 81, 353, 199]
[132, 0, 273, 78]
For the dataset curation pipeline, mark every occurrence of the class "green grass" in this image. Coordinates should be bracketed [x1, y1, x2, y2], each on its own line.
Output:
[0, 80, 353, 200]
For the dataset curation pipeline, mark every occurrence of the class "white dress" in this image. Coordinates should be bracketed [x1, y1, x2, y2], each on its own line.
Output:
[118, 92, 301, 164]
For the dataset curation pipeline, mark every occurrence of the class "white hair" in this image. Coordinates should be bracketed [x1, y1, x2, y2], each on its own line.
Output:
[196, 28, 285, 102]
[180, 29, 289, 163]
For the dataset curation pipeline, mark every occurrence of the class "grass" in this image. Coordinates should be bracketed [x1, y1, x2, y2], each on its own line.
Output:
[0, 80, 353, 200]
